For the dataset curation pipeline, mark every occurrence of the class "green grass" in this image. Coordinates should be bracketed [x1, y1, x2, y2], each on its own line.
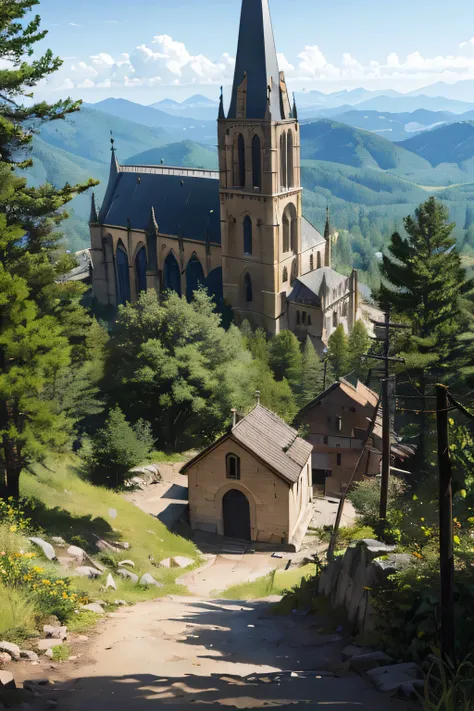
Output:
[67, 610, 101, 633]
[218, 564, 316, 600]
[52, 643, 71, 662]
[21, 456, 199, 605]
[142, 450, 188, 465]
[0, 584, 37, 642]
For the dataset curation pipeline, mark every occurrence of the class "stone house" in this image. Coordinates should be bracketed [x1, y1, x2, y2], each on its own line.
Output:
[89, 0, 359, 350]
[295, 379, 383, 498]
[181, 404, 313, 551]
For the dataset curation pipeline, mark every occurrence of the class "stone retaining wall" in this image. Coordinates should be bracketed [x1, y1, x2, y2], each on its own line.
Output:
[318, 539, 411, 638]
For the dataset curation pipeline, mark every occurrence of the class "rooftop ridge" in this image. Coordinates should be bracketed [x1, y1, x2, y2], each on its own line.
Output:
[120, 164, 219, 180]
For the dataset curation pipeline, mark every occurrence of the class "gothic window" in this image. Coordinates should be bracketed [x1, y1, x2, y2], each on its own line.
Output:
[290, 212, 298, 253]
[280, 132, 287, 189]
[287, 130, 294, 189]
[333, 311, 338, 328]
[135, 246, 147, 297]
[282, 266, 288, 283]
[186, 253, 205, 301]
[226, 453, 241, 480]
[337, 453, 342, 466]
[244, 272, 253, 302]
[283, 213, 290, 253]
[237, 133, 245, 187]
[317, 252, 322, 269]
[310, 254, 314, 271]
[243, 216, 253, 255]
[296, 311, 301, 325]
[164, 251, 181, 296]
[252, 134, 262, 189]
[291, 258, 298, 285]
[302, 311, 307, 325]
[308, 314, 312, 326]
[116, 243, 131, 305]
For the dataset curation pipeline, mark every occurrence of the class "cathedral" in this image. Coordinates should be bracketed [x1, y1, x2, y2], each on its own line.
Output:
[90, 0, 359, 351]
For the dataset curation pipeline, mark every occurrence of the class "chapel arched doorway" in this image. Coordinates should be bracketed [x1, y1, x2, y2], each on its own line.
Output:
[222, 489, 251, 540]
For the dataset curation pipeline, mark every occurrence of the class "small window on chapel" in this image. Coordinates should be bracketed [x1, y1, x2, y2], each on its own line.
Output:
[296, 310, 301, 325]
[226, 453, 241, 480]
[337, 454, 342, 466]
[282, 266, 288, 283]
[310, 254, 314, 271]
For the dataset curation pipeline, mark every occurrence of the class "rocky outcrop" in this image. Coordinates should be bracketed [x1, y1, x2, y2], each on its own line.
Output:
[139, 573, 164, 588]
[160, 556, 194, 569]
[81, 603, 105, 615]
[117, 568, 138, 583]
[0, 642, 20, 661]
[126, 464, 162, 489]
[74, 566, 102, 579]
[28, 537, 56, 561]
[318, 539, 413, 638]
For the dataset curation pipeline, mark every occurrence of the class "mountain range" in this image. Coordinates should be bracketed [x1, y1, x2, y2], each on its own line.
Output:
[26, 98, 474, 258]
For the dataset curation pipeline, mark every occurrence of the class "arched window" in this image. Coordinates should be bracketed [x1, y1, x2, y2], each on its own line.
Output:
[291, 259, 298, 285]
[237, 134, 245, 187]
[280, 133, 287, 189]
[282, 266, 288, 283]
[317, 252, 322, 269]
[333, 311, 338, 327]
[243, 216, 252, 255]
[309, 254, 314, 271]
[287, 130, 294, 189]
[252, 134, 261, 189]
[186, 253, 205, 301]
[283, 213, 290, 253]
[164, 251, 181, 296]
[135, 246, 147, 296]
[226, 453, 241, 480]
[116, 244, 131, 305]
[244, 272, 253, 303]
[291, 213, 298, 253]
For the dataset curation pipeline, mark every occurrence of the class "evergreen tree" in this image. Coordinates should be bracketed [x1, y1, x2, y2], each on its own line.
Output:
[327, 325, 349, 380]
[268, 330, 303, 393]
[378, 197, 474, 464]
[348, 320, 370, 381]
[299, 337, 324, 406]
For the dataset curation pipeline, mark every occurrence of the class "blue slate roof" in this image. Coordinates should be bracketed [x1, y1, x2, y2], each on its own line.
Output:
[228, 0, 282, 120]
[100, 167, 221, 244]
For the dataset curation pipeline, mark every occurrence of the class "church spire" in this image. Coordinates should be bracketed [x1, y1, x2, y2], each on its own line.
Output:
[218, 86, 225, 119]
[89, 192, 98, 224]
[227, 0, 282, 120]
[99, 133, 120, 223]
[324, 206, 331, 242]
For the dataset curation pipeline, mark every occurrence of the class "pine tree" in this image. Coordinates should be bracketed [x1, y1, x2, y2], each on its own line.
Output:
[299, 337, 324, 406]
[378, 197, 474, 464]
[327, 325, 349, 380]
[348, 320, 370, 381]
[268, 330, 303, 393]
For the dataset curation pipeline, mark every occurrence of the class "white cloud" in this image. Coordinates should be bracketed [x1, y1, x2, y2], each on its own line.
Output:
[68, 23, 83, 28]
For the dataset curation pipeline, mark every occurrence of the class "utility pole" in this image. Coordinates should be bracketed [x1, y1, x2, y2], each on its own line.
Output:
[365, 309, 409, 536]
[436, 384, 455, 663]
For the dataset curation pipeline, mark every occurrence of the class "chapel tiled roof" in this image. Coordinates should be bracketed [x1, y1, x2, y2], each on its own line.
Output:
[301, 218, 326, 251]
[231, 404, 312, 484]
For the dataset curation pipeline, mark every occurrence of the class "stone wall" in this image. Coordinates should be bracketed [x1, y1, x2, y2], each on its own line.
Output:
[318, 539, 411, 639]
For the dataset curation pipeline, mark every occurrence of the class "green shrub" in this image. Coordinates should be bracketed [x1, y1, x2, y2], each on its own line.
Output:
[421, 653, 474, 711]
[52, 643, 71, 662]
[0, 584, 37, 641]
[0, 496, 37, 534]
[348, 476, 406, 534]
[86, 407, 154, 488]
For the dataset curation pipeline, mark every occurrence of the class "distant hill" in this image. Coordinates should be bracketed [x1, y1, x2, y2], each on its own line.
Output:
[86, 98, 216, 144]
[326, 109, 455, 142]
[150, 94, 219, 121]
[408, 80, 474, 103]
[352, 94, 474, 115]
[397, 121, 474, 167]
[125, 140, 218, 170]
[300, 119, 430, 175]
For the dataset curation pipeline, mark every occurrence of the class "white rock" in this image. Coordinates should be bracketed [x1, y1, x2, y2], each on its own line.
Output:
[139, 573, 164, 588]
[114, 600, 129, 606]
[119, 560, 135, 568]
[117, 568, 138, 583]
[43, 625, 67, 641]
[81, 603, 105, 615]
[112, 541, 130, 550]
[172, 556, 194, 569]
[19, 651, 39, 662]
[37, 639, 62, 651]
[28, 537, 56, 561]
[44, 649, 54, 659]
[95, 538, 120, 554]
[0, 641, 20, 660]
[67, 545, 86, 564]
[0, 652, 12, 664]
[74, 566, 102, 579]
[366, 663, 422, 693]
[105, 574, 117, 591]
[0, 671, 15, 689]
[51, 537, 66, 545]
[159, 558, 174, 568]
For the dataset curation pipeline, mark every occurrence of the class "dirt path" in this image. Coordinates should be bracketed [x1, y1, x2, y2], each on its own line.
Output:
[32, 596, 414, 711]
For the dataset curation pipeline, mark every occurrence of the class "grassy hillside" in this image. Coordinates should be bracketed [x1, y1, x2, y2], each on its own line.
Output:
[330, 109, 454, 142]
[125, 140, 218, 170]
[397, 121, 474, 166]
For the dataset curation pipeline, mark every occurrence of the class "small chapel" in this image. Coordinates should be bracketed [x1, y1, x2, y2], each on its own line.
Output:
[89, 0, 360, 350]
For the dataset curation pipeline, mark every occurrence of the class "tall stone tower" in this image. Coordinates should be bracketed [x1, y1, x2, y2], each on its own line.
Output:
[218, 0, 302, 334]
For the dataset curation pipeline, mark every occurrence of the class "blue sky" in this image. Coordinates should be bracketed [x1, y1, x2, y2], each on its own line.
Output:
[35, 0, 474, 103]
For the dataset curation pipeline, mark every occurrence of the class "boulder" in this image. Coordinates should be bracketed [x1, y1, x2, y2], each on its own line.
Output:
[0, 641, 20, 660]
[74, 566, 102, 579]
[341, 645, 375, 661]
[28, 537, 56, 561]
[51, 537, 66, 546]
[159, 558, 174, 568]
[171, 556, 194, 569]
[43, 625, 67, 641]
[117, 568, 138, 583]
[119, 560, 135, 568]
[350, 651, 394, 674]
[67, 545, 86, 564]
[37, 639, 62, 651]
[359, 539, 396, 562]
[0, 671, 15, 690]
[112, 541, 130, 550]
[366, 663, 422, 693]
[114, 600, 129, 606]
[19, 651, 39, 662]
[0, 652, 12, 664]
[105, 574, 117, 591]
[81, 603, 105, 615]
[139, 573, 164, 588]
[95, 538, 120, 554]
